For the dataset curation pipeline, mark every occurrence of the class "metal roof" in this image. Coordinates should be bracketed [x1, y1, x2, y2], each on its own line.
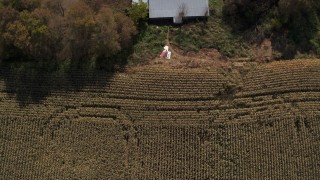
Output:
[148, 0, 209, 18]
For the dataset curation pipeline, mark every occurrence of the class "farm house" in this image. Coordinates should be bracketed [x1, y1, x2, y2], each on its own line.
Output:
[132, 0, 210, 23]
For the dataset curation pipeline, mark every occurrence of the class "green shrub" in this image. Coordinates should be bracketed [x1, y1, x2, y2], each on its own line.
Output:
[129, 25, 167, 64]
[172, 16, 251, 58]
[127, 0, 148, 25]
[209, 0, 223, 16]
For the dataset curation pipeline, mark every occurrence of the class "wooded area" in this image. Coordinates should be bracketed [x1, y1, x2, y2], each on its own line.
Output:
[0, 0, 135, 67]
[223, 0, 320, 58]
[1, 0, 320, 66]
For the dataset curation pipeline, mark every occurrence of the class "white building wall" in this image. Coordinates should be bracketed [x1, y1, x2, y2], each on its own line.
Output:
[132, 0, 148, 4]
[148, 0, 209, 18]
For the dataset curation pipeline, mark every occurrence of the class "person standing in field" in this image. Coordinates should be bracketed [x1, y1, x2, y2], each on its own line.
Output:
[160, 46, 171, 60]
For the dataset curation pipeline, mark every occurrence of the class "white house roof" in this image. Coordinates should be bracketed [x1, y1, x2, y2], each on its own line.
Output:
[148, 0, 209, 18]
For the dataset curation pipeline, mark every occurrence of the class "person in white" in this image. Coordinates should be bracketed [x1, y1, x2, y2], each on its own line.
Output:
[164, 46, 171, 60]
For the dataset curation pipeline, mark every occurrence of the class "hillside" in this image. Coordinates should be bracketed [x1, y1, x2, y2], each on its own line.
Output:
[1, 59, 319, 179]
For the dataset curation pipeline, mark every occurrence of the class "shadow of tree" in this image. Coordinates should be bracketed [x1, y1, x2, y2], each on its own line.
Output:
[0, 61, 119, 107]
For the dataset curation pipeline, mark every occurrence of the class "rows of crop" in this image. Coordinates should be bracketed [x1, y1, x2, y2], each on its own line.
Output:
[71, 90, 319, 124]
[0, 100, 65, 120]
[1, 117, 46, 179]
[1, 87, 319, 127]
[2, 85, 318, 126]
[0, 116, 128, 179]
[240, 83, 320, 97]
[128, 105, 302, 125]
[234, 92, 320, 108]
[294, 101, 320, 112]
[280, 92, 320, 102]
[132, 124, 209, 179]
[130, 67, 221, 75]
[1, 107, 318, 179]
[240, 60, 320, 96]
[1, 60, 320, 179]
[78, 106, 130, 121]
[78, 76, 226, 98]
[0, 81, 225, 100]
[3, 60, 318, 103]
[76, 91, 319, 106]
[77, 95, 222, 110]
[130, 114, 320, 179]
[0, 69, 223, 99]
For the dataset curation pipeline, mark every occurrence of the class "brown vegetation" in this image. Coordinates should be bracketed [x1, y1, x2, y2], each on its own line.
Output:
[0, 0, 136, 64]
[0, 59, 319, 178]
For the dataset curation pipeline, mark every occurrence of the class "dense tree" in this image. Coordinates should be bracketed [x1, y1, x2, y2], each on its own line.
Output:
[114, 12, 137, 49]
[127, 1, 148, 25]
[223, 0, 278, 31]
[223, 0, 320, 58]
[91, 7, 120, 58]
[0, 0, 136, 67]
[2, 0, 41, 11]
[64, 1, 96, 61]
[2, 10, 53, 61]
[44, 0, 65, 16]
[82, 0, 103, 11]
[277, 0, 320, 50]
[0, 6, 19, 60]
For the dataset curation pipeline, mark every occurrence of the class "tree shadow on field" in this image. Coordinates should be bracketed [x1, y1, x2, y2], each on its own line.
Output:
[0, 60, 122, 107]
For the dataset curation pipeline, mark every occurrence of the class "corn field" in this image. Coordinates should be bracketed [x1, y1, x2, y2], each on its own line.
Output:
[0, 59, 320, 179]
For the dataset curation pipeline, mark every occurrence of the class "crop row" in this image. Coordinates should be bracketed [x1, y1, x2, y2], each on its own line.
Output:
[128, 104, 300, 125]
[3, 68, 319, 103]
[76, 92, 319, 110]
[246, 59, 319, 73]
[10, 79, 317, 94]
[242, 80, 320, 92]
[130, 67, 221, 74]
[242, 60, 320, 93]
[78, 107, 129, 121]
[235, 92, 320, 107]
[131, 114, 320, 179]
[0, 116, 128, 179]
[1, 90, 319, 124]
[1, 105, 319, 179]
[0, 83, 225, 99]
[0, 70, 223, 85]
[133, 124, 209, 179]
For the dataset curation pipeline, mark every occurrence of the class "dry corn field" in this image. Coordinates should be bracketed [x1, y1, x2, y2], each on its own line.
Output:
[1, 59, 320, 179]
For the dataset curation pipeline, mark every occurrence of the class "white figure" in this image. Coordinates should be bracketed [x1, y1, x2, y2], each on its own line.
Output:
[160, 46, 169, 58]
[166, 51, 171, 60]
[163, 46, 171, 60]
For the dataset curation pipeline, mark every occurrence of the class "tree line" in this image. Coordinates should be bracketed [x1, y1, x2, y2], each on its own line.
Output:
[2, 0, 320, 65]
[0, 0, 136, 67]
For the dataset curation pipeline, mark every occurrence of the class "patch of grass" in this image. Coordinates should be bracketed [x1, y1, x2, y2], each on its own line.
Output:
[129, 25, 167, 65]
[209, 0, 224, 16]
[172, 16, 252, 58]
